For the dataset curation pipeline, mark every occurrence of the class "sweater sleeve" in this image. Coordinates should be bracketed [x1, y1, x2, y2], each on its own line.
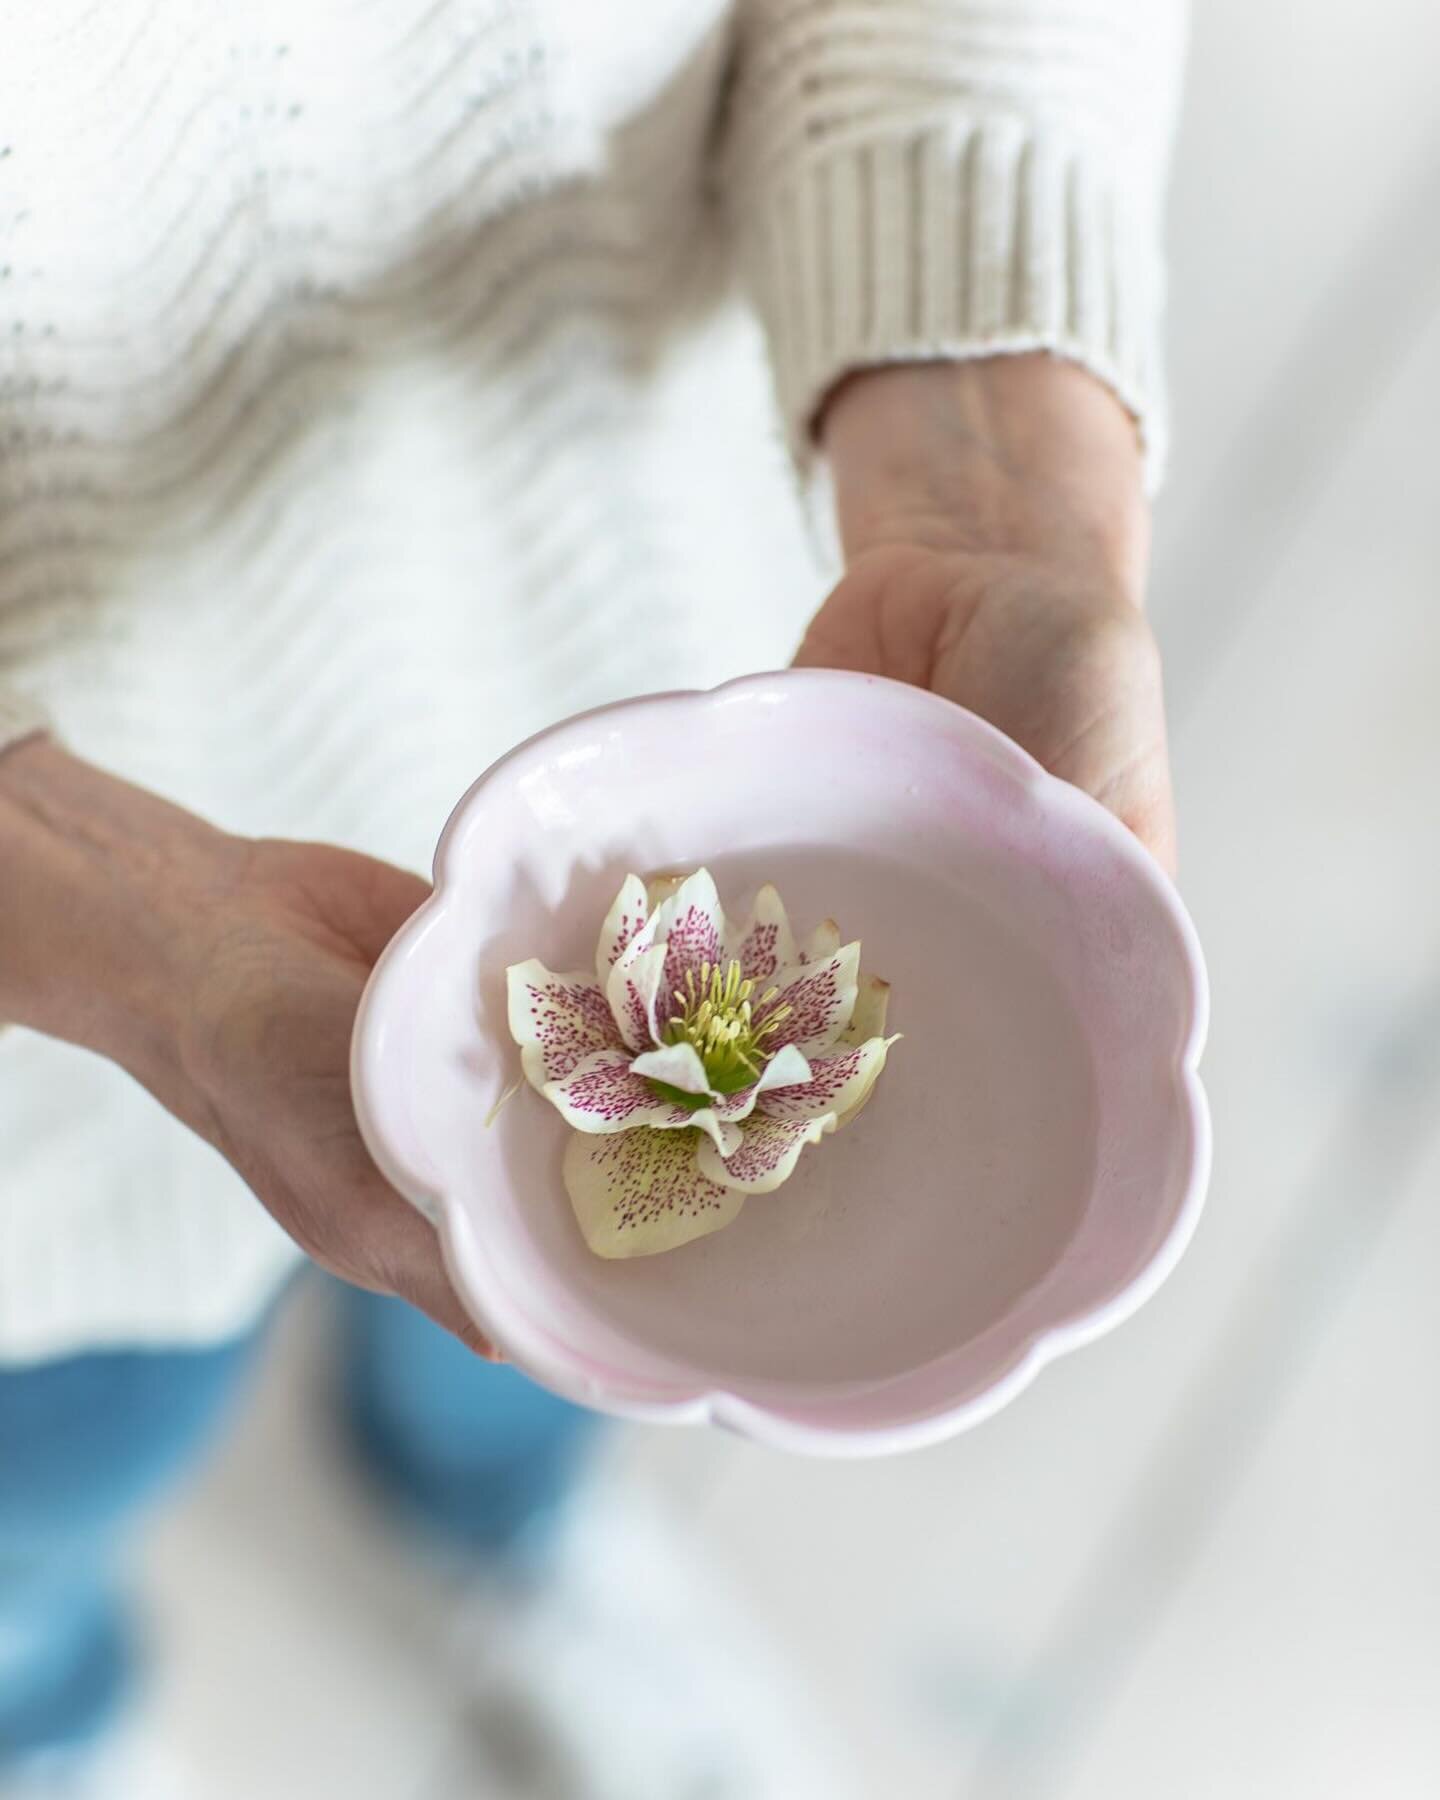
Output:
[0, 688, 49, 757]
[717, 0, 1187, 488]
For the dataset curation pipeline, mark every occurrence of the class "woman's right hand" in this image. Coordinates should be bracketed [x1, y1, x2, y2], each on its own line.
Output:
[176, 835, 497, 1354]
[0, 735, 494, 1355]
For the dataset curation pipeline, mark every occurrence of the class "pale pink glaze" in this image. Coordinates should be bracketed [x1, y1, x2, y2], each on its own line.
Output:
[351, 670, 1210, 1457]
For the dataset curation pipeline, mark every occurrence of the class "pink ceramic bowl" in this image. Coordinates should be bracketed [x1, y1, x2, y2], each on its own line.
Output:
[351, 670, 1209, 1457]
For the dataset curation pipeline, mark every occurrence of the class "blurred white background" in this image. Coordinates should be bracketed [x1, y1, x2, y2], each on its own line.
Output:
[133, 2, 1440, 1794]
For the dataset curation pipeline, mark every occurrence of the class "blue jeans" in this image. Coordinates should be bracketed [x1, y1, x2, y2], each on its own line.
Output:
[0, 1285, 600, 1766]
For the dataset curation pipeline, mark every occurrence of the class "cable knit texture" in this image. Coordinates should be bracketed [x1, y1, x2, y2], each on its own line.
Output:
[0, 0, 1182, 1360]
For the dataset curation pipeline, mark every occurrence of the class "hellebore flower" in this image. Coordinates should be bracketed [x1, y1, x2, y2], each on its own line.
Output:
[507, 870, 898, 1257]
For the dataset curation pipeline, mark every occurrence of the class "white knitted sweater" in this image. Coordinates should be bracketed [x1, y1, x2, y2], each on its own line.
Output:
[0, 0, 1183, 1360]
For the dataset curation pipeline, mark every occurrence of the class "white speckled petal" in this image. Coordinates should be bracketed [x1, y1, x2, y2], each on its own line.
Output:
[695, 1112, 834, 1195]
[564, 1127, 745, 1258]
[837, 974, 891, 1046]
[754, 1041, 813, 1095]
[687, 1108, 746, 1157]
[505, 959, 625, 1089]
[627, 1039, 714, 1095]
[753, 943, 861, 1057]
[605, 939, 669, 1051]
[644, 871, 689, 910]
[723, 883, 798, 983]
[798, 917, 841, 963]
[651, 868, 726, 999]
[707, 1043, 814, 1127]
[757, 1034, 900, 1127]
[594, 874, 650, 984]
[541, 1048, 701, 1136]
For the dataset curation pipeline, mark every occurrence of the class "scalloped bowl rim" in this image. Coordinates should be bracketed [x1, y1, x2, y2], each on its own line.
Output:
[351, 669, 1211, 1458]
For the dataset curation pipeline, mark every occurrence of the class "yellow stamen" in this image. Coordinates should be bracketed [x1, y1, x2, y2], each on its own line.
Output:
[661, 957, 794, 1094]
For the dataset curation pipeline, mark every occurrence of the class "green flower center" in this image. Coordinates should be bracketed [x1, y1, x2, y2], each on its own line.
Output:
[659, 959, 792, 1100]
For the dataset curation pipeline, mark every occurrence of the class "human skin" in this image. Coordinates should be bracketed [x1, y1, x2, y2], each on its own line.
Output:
[803, 353, 1174, 873]
[0, 353, 1171, 1354]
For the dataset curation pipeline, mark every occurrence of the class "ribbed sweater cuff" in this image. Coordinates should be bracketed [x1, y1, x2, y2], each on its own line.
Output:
[0, 689, 49, 757]
[744, 120, 1167, 494]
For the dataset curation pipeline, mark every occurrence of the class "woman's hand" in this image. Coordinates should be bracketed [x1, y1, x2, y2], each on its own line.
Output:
[176, 836, 496, 1354]
[0, 738, 494, 1354]
[799, 355, 1176, 873]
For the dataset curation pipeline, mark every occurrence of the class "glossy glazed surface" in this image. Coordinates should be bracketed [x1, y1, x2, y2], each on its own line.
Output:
[352, 670, 1209, 1455]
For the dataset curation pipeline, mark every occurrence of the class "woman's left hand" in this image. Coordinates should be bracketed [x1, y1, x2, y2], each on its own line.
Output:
[796, 355, 1177, 874]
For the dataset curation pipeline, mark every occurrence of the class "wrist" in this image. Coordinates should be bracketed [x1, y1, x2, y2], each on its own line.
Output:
[0, 736, 244, 1106]
[820, 354, 1149, 605]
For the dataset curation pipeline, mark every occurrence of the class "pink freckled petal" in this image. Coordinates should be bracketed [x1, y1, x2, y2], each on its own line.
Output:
[707, 1043, 814, 1127]
[506, 959, 624, 1089]
[837, 974, 891, 1046]
[542, 1049, 702, 1136]
[753, 943, 860, 1057]
[757, 1033, 899, 1126]
[687, 1108, 745, 1157]
[755, 1042, 813, 1092]
[650, 869, 726, 1001]
[722, 883, 797, 984]
[645, 872, 688, 910]
[798, 918, 841, 964]
[605, 940, 668, 1051]
[695, 1112, 833, 1194]
[593, 873, 650, 984]
[564, 1127, 744, 1257]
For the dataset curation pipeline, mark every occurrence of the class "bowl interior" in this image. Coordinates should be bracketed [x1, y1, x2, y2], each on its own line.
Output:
[374, 675, 1202, 1427]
